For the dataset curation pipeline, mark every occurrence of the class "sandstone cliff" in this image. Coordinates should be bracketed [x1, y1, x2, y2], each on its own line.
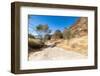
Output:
[70, 17, 88, 37]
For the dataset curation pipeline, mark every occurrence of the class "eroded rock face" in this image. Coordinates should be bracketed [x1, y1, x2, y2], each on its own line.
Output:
[70, 17, 88, 37]
[51, 17, 88, 40]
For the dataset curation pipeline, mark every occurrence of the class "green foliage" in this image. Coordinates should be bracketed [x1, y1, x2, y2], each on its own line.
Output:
[36, 24, 48, 32]
[44, 34, 51, 41]
[63, 28, 74, 45]
[52, 30, 63, 39]
[63, 29, 74, 40]
[35, 24, 51, 42]
[36, 24, 42, 31]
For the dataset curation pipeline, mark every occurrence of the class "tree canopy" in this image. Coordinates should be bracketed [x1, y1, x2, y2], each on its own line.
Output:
[52, 30, 63, 39]
[35, 24, 51, 41]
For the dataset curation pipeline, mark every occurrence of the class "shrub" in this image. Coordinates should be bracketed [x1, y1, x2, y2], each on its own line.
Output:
[52, 30, 63, 39]
[63, 29, 74, 39]
[28, 38, 44, 48]
[44, 34, 51, 41]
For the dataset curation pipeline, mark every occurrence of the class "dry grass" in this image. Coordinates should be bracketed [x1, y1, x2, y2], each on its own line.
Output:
[29, 36, 88, 56]
[56, 36, 88, 56]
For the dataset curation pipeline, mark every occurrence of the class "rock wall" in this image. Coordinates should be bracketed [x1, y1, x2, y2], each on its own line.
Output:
[51, 17, 88, 40]
[70, 17, 88, 37]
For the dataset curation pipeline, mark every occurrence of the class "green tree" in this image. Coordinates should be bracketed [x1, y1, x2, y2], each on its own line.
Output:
[44, 34, 51, 41]
[35, 24, 43, 40]
[35, 24, 51, 42]
[52, 30, 63, 39]
[63, 28, 74, 45]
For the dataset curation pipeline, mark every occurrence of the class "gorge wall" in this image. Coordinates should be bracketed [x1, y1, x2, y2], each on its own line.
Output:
[70, 17, 88, 37]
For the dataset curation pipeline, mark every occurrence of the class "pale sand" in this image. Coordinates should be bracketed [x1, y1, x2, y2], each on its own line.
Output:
[29, 47, 87, 61]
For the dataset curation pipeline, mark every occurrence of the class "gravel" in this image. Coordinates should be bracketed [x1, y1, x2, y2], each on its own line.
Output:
[29, 47, 87, 61]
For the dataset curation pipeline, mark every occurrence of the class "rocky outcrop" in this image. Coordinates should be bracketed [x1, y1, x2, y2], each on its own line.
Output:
[70, 17, 88, 37]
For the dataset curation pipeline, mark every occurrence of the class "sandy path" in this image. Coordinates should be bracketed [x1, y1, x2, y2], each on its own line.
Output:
[29, 47, 87, 61]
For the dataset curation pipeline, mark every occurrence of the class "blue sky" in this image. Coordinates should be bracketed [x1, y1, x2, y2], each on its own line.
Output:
[28, 15, 80, 35]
